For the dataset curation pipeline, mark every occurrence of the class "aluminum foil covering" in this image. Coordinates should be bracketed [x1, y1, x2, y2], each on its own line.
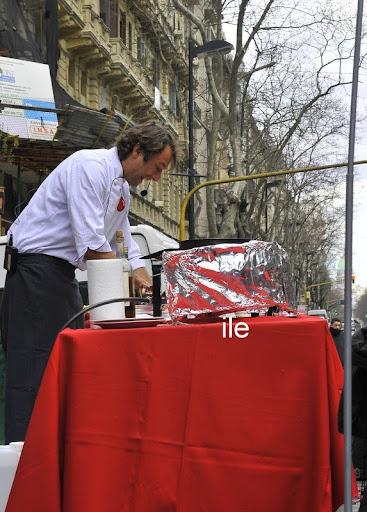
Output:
[162, 241, 294, 321]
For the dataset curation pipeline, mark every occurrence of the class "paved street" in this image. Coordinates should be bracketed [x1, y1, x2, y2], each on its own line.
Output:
[336, 501, 360, 511]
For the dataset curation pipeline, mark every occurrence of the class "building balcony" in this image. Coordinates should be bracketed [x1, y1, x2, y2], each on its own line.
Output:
[63, 5, 110, 63]
[80, 5, 110, 55]
[130, 191, 180, 239]
[109, 38, 155, 114]
[58, 0, 85, 37]
[129, 0, 187, 79]
[109, 41, 184, 135]
[158, 98, 181, 136]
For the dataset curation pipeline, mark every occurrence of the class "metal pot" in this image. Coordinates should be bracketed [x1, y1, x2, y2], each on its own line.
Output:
[145, 238, 251, 317]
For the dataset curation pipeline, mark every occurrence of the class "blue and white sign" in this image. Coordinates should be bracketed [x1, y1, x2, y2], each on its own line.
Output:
[0, 57, 58, 140]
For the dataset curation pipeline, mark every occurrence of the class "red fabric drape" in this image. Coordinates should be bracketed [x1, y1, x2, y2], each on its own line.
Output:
[6, 316, 351, 511]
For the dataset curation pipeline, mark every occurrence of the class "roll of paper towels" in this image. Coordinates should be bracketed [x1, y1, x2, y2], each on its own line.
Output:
[87, 259, 128, 321]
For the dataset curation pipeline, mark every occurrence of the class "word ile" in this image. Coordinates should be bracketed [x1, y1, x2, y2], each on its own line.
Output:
[222, 316, 250, 339]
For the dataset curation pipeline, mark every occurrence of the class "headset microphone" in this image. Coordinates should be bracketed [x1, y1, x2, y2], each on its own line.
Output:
[140, 181, 151, 197]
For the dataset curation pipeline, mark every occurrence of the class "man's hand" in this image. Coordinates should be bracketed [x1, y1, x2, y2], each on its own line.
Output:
[133, 267, 153, 294]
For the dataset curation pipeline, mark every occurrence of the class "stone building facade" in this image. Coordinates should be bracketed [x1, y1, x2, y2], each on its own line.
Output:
[0, 0, 205, 239]
[57, 0, 190, 238]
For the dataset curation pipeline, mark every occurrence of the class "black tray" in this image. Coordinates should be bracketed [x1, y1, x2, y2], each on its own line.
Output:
[141, 238, 251, 260]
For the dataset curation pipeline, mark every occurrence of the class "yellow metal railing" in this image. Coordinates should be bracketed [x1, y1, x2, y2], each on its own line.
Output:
[179, 159, 367, 240]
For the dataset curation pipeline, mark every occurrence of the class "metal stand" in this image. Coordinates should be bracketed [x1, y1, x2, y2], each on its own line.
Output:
[152, 261, 162, 317]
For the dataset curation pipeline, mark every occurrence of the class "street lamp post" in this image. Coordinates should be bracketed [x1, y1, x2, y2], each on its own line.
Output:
[187, 39, 233, 239]
[188, 40, 195, 240]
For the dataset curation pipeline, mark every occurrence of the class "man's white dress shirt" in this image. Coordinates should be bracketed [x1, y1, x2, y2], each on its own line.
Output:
[9, 147, 144, 271]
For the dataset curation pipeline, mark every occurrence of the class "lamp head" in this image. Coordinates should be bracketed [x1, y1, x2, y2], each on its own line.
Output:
[192, 40, 234, 59]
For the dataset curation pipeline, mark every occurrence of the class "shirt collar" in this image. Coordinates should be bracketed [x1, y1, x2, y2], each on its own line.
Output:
[110, 147, 123, 179]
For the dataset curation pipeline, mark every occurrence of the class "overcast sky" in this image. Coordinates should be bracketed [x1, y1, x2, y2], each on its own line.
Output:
[223, 2, 367, 289]
[352, 111, 367, 288]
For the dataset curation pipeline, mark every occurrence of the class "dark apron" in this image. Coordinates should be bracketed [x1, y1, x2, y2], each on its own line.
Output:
[0, 253, 84, 443]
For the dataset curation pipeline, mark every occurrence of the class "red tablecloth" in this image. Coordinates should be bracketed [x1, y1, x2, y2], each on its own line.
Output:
[6, 316, 348, 511]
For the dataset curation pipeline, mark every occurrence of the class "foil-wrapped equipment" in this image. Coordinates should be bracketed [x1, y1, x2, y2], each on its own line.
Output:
[162, 241, 294, 321]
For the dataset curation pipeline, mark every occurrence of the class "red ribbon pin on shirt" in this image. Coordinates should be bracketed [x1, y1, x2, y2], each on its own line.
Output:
[117, 196, 125, 212]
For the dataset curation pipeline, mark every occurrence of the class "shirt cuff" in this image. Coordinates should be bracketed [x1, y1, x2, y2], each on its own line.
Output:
[76, 240, 112, 270]
[130, 257, 146, 271]
[87, 240, 112, 253]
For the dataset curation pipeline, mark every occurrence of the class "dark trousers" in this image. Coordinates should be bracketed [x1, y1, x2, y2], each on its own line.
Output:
[361, 492, 367, 511]
[0, 254, 84, 443]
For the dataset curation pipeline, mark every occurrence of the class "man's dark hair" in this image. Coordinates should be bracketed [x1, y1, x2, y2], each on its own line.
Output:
[331, 318, 341, 324]
[116, 122, 177, 164]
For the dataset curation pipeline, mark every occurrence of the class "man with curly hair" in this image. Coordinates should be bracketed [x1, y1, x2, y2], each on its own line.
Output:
[1, 122, 177, 443]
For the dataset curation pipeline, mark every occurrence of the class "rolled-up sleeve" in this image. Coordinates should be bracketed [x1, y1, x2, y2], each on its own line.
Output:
[64, 157, 111, 261]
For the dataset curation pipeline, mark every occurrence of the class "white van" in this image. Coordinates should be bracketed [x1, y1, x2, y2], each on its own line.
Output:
[307, 309, 329, 322]
[0, 224, 179, 302]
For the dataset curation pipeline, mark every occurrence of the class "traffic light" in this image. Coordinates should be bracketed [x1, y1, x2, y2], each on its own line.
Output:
[352, 274, 356, 284]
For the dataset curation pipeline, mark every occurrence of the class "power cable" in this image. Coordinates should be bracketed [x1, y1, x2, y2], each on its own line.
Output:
[61, 297, 149, 331]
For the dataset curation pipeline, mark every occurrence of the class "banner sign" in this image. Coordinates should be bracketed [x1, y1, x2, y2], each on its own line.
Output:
[0, 56, 58, 140]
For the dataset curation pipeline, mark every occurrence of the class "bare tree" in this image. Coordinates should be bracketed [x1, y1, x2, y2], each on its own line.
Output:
[174, 0, 354, 299]
[174, 0, 353, 223]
